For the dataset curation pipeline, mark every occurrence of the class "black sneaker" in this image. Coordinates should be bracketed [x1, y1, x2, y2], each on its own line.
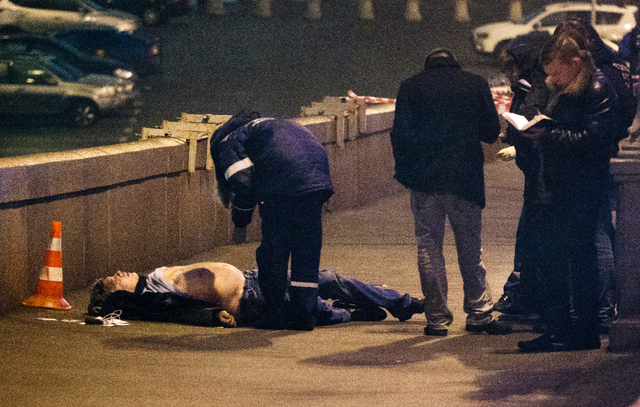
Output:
[466, 320, 512, 335]
[424, 325, 448, 336]
[493, 294, 522, 315]
[350, 307, 387, 322]
[395, 297, 425, 322]
[518, 334, 569, 352]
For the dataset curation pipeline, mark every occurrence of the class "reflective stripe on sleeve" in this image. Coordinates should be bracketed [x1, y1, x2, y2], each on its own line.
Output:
[225, 158, 253, 180]
[290, 281, 319, 288]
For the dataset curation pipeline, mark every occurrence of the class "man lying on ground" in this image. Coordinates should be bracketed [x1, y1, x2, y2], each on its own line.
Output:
[87, 262, 424, 328]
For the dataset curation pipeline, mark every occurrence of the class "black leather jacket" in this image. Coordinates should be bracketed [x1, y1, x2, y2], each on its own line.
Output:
[541, 67, 619, 198]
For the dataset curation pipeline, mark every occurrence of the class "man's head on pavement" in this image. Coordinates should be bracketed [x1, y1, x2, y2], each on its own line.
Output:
[88, 271, 141, 316]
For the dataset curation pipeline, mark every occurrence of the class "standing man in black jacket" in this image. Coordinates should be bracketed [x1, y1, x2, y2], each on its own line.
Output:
[390, 48, 509, 337]
[210, 112, 334, 331]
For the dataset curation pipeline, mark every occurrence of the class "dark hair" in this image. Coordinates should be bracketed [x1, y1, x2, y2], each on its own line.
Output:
[87, 278, 108, 316]
[425, 47, 456, 61]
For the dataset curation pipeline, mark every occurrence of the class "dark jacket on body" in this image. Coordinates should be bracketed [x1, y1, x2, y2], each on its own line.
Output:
[390, 53, 500, 208]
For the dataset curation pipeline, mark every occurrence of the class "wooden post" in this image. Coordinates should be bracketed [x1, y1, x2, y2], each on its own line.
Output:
[405, 0, 421, 22]
[456, 0, 469, 22]
[359, 0, 374, 21]
[510, 1, 522, 24]
[207, 0, 224, 16]
[307, 0, 321, 20]
[257, 0, 272, 18]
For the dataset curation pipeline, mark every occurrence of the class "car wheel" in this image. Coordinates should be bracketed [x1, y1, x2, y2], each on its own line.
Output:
[143, 8, 162, 26]
[67, 100, 97, 127]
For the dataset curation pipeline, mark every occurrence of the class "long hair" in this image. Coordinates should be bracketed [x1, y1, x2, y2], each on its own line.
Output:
[541, 35, 594, 95]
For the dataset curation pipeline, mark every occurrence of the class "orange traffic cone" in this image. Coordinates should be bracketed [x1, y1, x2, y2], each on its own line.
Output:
[23, 221, 71, 310]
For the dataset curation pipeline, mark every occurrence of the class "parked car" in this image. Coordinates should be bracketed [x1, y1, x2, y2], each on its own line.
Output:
[472, 2, 637, 55]
[92, 0, 190, 26]
[0, 33, 135, 79]
[0, 0, 139, 34]
[0, 56, 137, 126]
[52, 28, 161, 76]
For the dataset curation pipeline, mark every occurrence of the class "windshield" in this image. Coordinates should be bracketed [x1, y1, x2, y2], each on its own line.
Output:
[522, 8, 545, 24]
[43, 57, 84, 81]
[79, 0, 106, 12]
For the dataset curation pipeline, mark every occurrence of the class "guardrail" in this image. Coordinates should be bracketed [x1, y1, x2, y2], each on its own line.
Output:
[0, 103, 401, 314]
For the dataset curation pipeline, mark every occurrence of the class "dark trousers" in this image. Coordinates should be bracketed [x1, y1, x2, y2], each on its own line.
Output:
[537, 190, 602, 342]
[502, 175, 543, 313]
[256, 193, 325, 330]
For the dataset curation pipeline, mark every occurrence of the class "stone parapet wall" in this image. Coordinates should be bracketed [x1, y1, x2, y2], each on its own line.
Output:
[0, 106, 402, 314]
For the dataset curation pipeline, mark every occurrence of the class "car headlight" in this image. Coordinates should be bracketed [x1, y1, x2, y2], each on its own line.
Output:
[97, 86, 117, 97]
[114, 68, 134, 79]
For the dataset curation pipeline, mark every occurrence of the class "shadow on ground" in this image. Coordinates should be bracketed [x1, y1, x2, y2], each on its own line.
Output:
[303, 325, 640, 407]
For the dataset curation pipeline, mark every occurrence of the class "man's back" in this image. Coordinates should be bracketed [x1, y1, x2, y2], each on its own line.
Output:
[390, 50, 500, 208]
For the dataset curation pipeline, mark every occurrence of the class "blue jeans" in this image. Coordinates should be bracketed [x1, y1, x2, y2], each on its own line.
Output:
[238, 269, 418, 327]
[596, 202, 616, 328]
[410, 191, 494, 329]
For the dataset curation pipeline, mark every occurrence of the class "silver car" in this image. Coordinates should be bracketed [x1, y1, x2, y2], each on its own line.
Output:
[0, 56, 137, 126]
[0, 0, 139, 33]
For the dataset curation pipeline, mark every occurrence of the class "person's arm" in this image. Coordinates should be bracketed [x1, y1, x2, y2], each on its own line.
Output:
[477, 80, 501, 144]
[215, 126, 257, 228]
[617, 32, 633, 63]
[101, 291, 236, 327]
[549, 79, 618, 153]
[389, 81, 412, 165]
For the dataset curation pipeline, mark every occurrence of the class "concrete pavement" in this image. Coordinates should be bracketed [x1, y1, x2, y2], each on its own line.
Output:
[2, 159, 640, 407]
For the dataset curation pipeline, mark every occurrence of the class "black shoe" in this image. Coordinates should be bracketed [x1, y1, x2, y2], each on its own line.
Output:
[424, 325, 448, 336]
[395, 297, 425, 322]
[350, 307, 387, 322]
[569, 337, 601, 351]
[466, 320, 512, 335]
[568, 331, 601, 351]
[518, 334, 570, 352]
[493, 294, 522, 315]
[332, 300, 353, 309]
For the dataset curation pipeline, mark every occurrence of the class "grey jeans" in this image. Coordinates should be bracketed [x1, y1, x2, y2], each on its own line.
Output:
[410, 191, 494, 329]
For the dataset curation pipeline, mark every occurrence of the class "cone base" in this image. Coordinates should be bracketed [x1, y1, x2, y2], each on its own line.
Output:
[23, 295, 71, 310]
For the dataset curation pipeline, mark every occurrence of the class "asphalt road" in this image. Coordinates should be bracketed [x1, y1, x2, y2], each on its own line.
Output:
[3, 160, 640, 406]
[0, 0, 523, 157]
